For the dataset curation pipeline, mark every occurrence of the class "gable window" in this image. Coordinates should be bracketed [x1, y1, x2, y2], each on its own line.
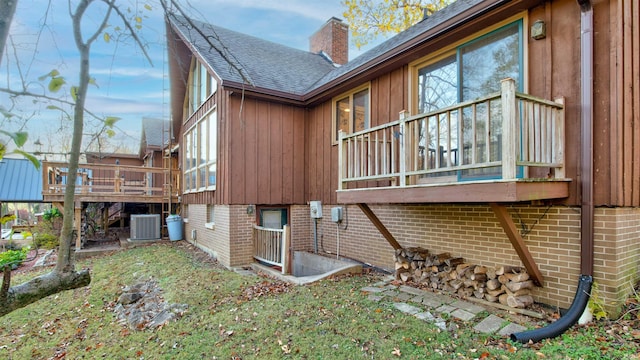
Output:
[183, 109, 217, 192]
[333, 84, 370, 142]
[187, 58, 217, 116]
[412, 19, 523, 180]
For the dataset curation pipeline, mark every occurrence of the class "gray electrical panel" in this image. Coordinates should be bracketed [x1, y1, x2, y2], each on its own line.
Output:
[331, 207, 343, 223]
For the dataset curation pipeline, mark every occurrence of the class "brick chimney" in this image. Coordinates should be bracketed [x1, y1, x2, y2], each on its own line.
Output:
[309, 17, 349, 65]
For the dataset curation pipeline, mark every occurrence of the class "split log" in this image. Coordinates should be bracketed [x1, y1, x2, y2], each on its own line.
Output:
[444, 257, 464, 267]
[495, 265, 522, 276]
[486, 279, 501, 291]
[399, 272, 413, 283]
[395, 255, 410, 270]
[473, 266, 487, 275]
[487, 288, 506, 297]
[507, 295, 534, 308]
[505, 272, 530, 283]
[470, 273, 487, 282]
[505, 280, 533, 293]
[486, 267, 497, 280]
[498, 293, 509, 306]
[450, 279, 464, 290]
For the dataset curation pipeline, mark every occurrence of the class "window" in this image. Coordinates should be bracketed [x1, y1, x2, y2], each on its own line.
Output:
[187, 58, 217, 116]
[183, 109, 217, 192]
[259, 208, 288, 229]
[205, 204, 215, 229]
[413, 20, 523, 179]
[333, 84, 370, 142]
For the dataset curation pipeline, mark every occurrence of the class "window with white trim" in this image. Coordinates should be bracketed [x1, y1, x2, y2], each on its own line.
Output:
[183, 109, 217, 192]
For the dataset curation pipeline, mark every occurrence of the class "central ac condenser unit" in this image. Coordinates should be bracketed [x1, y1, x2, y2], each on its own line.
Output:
[130, 214, 161, 240]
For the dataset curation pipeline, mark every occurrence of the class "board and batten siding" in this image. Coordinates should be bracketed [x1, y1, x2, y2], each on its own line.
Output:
[224, 94, 306, 205]
[591, 0, 640, 207]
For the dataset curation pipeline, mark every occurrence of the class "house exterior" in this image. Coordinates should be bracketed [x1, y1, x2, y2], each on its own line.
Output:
[166, 0, 639, 316]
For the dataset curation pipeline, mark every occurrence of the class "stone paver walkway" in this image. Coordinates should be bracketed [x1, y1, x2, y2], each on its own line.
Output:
[361, 276, 528, 336]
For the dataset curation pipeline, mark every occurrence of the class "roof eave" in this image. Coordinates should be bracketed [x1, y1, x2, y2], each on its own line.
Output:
[221, 80, 307, 106]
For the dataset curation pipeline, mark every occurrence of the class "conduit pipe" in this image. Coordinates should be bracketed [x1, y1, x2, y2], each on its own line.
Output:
[512, 0, 595, 343]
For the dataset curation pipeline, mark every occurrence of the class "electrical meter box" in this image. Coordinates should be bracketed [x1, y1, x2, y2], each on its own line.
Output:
[331, 207, 343, 223]
[310, 201, 322, 218]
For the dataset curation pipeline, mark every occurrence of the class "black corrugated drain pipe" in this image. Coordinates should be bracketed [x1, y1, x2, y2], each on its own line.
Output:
[510, 275, 592, 343]
[511, 0, 595, 343]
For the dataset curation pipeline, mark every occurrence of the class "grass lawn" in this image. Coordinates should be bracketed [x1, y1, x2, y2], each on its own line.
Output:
[1, 242, 639, 359]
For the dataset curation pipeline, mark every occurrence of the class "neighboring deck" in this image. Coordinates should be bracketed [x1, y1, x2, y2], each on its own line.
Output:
[41, 161, 180, 204]
[337, 79, 570, 204]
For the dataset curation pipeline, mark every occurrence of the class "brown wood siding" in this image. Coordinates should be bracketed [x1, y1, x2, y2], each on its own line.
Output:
[306, 69, 408, 204]
[591, 0, 640, 206]
[225, 95, 306, 205]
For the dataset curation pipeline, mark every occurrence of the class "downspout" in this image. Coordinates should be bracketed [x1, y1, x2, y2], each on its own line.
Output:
[512, 0, 594, 343]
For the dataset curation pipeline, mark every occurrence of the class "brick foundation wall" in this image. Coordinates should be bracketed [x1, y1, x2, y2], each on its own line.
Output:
[183, 204, 231, 265]
[307, 204, 640, 316]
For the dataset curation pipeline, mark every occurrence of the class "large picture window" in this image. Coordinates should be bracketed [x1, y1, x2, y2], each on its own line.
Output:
[333, 84, 370, 142]
[183, 110, 217, 192]
[413, 20, 523, 180]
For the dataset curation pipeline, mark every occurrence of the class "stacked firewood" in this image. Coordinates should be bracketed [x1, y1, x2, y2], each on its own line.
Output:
[394, 247, 534, 309]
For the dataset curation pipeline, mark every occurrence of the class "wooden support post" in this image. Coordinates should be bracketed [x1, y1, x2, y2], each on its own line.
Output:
[398, 111, 408, 187]
[490, 203, 544, 287]
[356, 203, 402, 250]
[74, 204, 82, 250]
[102, 206, 109, 237]
[553, 97, 566, 179]
[338, 130, 345, 190]
[501, 78, 517, 180]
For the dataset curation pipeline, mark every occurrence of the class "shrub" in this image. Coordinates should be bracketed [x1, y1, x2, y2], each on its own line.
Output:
[0, 247, 29, 269]
[34, 233, 59, 250]
[42, 208, 62, 221]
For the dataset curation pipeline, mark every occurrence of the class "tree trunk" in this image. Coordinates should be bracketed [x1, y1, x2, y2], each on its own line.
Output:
[0, 269, 90, 316]
[0, 0, 19, 65]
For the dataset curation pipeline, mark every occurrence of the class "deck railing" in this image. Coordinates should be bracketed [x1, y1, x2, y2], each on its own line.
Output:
[253, 224, 290, 274]
[41, 161, 179, 198]
[338, 79, 565, 189]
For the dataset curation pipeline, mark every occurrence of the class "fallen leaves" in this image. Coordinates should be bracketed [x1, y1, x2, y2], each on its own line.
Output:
[239, 279, 292, 301]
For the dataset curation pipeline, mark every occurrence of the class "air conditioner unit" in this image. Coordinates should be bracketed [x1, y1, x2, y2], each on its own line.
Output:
[130, 214, 161, 240]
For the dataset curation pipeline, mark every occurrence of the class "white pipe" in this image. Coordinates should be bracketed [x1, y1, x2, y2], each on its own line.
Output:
[336, 223, 340, 259]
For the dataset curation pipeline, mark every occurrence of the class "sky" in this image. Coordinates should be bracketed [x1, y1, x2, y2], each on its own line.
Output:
[1, 0, 378, 156]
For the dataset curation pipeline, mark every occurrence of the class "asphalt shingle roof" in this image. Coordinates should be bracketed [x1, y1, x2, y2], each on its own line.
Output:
[169, 15, 337, 96]
[0, 158, 43, 202]
[141, 118, 171, 149]
[169, 0, 487, 98]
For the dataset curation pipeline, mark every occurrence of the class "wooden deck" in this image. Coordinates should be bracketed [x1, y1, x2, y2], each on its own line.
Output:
[337, 79, 570, 204]
[41, 161, 179, 204]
